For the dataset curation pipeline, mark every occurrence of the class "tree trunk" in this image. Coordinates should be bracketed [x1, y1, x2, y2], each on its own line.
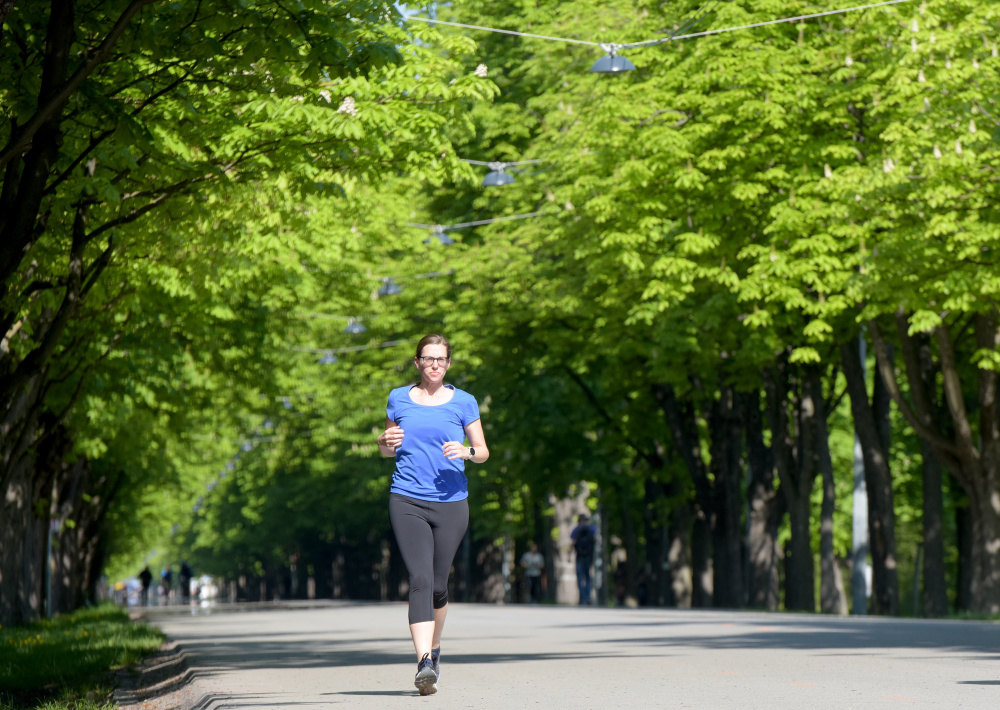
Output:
[920, 441, 948, 617]
[691, 513, 713, 607]
[840, 339, 899, 615]
[870, 314, 1000, 613]
[550, 487, 589, 604]
[0, 457, 46, 625]
[810, 370, 848, 615]
[652, 383, 714, 607]
[955, 503, 973, 611]
[709, 384, 744, 608]
[665, 479, 693, 608]
[766, 362, 816, 612]
[905, 329, 949, 617]
[743, 389, 782, 610]
[617, 476, 640, 606]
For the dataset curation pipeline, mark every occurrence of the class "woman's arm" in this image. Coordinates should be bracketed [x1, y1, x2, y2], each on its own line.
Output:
[463, 418, 489, 463]
[378, 417, 403, 457]
[442, 419, 489, 462]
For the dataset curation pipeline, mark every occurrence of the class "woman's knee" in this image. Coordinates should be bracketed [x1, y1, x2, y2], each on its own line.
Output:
[433, 588, 449, 609]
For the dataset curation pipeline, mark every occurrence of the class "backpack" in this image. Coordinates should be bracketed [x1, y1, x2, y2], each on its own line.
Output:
[574, 525, 595, 559]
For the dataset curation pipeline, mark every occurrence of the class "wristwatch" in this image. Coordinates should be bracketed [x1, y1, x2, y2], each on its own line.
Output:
[468, 447, 476, 459]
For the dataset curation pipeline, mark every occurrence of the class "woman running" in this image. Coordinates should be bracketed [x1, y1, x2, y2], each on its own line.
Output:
[377, 333, 489, 695]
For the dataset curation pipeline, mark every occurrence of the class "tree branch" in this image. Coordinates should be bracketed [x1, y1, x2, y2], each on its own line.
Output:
[975, 312, 999, 446]
[561, 364, 662, 467]
[0, 0, 158, 171]
[868, 320, 961, 457]
[934, 323, 976, 457]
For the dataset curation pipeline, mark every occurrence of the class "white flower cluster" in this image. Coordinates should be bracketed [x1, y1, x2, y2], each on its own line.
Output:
[338, 96, 358, 116]
[475, 63, 488, 78]
[320, 90, 332, 104]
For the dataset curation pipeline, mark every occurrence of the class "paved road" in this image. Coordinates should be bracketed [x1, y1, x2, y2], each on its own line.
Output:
[133, 601, 998, 709]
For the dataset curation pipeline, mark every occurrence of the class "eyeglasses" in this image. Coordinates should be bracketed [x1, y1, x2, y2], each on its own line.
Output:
[418, 356, 450, 366]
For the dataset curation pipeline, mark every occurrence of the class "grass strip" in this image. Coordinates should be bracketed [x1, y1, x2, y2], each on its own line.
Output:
[0, 605, 164, 710]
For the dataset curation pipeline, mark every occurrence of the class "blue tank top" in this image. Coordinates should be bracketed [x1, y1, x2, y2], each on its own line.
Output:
[386, 385, 481, 502]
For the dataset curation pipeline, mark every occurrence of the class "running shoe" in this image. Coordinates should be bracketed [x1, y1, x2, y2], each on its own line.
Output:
[414, 653, 437, 695]
[431, 646, 441, 681]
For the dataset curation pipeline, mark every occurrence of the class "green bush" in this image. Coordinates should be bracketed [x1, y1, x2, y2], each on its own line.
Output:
[0, 606, 163, 710]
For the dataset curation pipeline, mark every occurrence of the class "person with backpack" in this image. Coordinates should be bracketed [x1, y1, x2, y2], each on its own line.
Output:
[571, 513, 597, 605]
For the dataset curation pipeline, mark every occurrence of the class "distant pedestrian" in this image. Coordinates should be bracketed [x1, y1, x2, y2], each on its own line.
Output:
[180, 562, 193, 602]
[378, 334, 489, 696]
[138, 566, 153, 606]
[161, 566, 173, 603]
[571, 514, 597, 605]
[520, 542, 545, 603]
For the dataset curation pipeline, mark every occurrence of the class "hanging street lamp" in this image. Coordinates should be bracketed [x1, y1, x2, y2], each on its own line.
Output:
[378, 277, 403, 296]
[590, 43, 635, 73]
[344, 317, 367, 334]
[482, 162, 516, 187]
[423, 225, 455, 246]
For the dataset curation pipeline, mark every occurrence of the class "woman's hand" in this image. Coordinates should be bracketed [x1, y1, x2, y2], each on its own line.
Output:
[379, 426, 404, 449]
[442, 441, 471, 460]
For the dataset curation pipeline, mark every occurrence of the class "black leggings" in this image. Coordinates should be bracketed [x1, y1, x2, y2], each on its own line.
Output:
[389, 493, 469, 624]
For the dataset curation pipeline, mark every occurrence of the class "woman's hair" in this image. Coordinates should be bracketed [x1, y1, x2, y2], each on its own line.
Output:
[415, 333, 451, 360]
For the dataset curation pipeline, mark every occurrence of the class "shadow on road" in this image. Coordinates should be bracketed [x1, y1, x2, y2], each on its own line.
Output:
[587, 615, 1000, 659]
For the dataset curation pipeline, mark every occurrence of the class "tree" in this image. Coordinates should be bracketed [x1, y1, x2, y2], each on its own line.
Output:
[0, 0, 496, 623]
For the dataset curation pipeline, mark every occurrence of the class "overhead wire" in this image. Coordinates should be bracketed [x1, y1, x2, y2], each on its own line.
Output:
[407, 16, 600, 46]
[461, 158, 544, 167]
[625, 0, 913, 48]
[405, 210, 554, 231]
[408, 1, 914, 51]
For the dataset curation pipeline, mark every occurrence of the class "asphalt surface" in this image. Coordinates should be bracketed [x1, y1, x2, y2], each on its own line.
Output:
[132, 601, 999, 709]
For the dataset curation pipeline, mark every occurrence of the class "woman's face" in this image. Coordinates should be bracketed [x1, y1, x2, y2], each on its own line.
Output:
[415, 343, 450, 383]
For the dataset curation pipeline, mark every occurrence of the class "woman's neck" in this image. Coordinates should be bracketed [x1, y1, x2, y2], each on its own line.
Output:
[416, 380, 448, 397]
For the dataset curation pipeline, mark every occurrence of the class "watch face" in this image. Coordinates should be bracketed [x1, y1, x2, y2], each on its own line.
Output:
[469, 447, 476, 456]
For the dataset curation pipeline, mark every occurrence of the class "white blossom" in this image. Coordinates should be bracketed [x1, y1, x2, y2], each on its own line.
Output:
[993, 44, 998, 58]
[924, 97, 931, 111]
[933, 144, 942, 159]
[973, 58, 980, 69]
[911, 19, 919, 32]
[845, 55, 854, 67]
[911, 38, 918, 52]
[319, 90, 332, 104]
[918, 69, 926, 82]
[337, 96, 358, 116]
[824, 163, 833, 178]
[883, 158, 895, 173]
[474, 63, 488, 78]
[955, 139, 963, 155]
[946, 56, 952, 69]
[970, 119, 977, 133]
[930, 31, 936, 43]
